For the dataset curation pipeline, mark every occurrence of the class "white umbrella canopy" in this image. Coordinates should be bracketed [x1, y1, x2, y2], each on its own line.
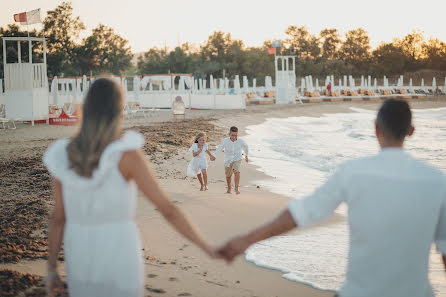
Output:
[243, 76, 249, 90]
[301, 78, 306, 92]
[234, 75, 241, 91]
[219, 79, 224, 90]
[194, 78, 198, 92]
[265, 76, 273, 89]
[252, 78, 256, 89]
[82, 75, 88, 94]
[315, 78, 319, 90]
[409, 78, 413, 93]
[210, 75, 214, 89]
[421, 78, 425, 91]
[374, 78, 377, 91]
[432, 77, 437, 90]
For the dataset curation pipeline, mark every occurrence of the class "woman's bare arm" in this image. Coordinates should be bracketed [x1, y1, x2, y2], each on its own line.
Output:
[47, 178, 66, 273]
[192, 147, 202, 157]
[119, 150, 216, 257]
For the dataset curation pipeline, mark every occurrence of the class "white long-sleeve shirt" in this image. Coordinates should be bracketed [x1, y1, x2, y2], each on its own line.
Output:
[288, 148, 446, 297]
[213, 137, 249, 167]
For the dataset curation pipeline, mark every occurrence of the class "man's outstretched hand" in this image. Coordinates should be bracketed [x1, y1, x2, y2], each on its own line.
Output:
[217, 235, 252, 263]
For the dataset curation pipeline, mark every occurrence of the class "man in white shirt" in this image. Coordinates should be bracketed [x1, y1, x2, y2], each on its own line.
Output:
[213, 126, 249, 195]
[218, 99, 446, 297]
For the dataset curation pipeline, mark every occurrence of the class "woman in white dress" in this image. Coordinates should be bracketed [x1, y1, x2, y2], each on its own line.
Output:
[44, 78, 218, 297]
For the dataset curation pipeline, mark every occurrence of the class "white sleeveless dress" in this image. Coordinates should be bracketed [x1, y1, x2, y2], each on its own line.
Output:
[43, 131, 145, 297]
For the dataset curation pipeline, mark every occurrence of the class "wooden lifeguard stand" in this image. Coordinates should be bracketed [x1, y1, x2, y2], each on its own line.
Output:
[2, 37, 49, 125]
[274, 55, 296, 104]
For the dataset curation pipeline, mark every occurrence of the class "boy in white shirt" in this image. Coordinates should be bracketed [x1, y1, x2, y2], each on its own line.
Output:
[213, 126, 249, 195]
[218, 99, 446, 297]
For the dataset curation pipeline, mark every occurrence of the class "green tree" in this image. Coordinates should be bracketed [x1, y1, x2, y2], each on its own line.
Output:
[319, 28, 341, 60]
[371, 43, 406, 75]
[43, 1, 85, 76]
[340, 28, 370, 62]
[284, 26, 320, 60]
[422, 38, 446, 70]
[79, 24, 132, 75]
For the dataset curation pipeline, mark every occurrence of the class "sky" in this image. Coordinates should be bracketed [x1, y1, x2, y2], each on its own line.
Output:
[1, 0, 445, 53]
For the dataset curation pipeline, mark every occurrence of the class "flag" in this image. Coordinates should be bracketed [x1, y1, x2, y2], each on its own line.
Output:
[13, 9, 41, 25]
[268, 48, 276, 55]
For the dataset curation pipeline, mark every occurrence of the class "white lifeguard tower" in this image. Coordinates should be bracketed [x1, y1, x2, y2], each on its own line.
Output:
[275, 55, 296, 104]
[2, 37, 49, 125]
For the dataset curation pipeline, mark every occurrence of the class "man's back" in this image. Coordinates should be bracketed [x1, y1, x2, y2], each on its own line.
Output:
[289, 148, 446, 297]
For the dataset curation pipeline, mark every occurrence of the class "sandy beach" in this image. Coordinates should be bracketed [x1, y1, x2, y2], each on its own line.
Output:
[1, 99, 446, 297]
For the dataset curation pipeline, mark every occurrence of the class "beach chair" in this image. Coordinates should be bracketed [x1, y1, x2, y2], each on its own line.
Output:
[0, 104, 5, 118]
[0, 118, 9, 129]
[172, 96, 185, 121]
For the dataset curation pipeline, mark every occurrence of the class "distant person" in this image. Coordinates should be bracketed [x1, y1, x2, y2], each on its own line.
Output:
[187, 132, 216, 191]
[213, 126, 249, 195]
[327, 82, 332, 96]
[219, 99, 446, 297]
[44, 78, 218, 297]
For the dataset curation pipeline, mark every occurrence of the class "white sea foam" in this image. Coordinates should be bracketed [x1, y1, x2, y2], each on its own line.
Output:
[243, 107, 446, 295]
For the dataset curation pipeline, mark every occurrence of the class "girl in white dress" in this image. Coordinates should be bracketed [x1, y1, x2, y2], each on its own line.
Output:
[187, 133, 215, 191]
[44, 78, 218, 297]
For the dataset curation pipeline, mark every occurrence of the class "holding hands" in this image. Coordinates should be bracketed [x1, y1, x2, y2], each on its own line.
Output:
[217, 235, 251, 263]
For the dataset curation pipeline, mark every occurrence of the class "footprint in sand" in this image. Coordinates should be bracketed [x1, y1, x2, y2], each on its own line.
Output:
[168, 277, 178, 281]
[148, 274, 158, 278]
[178, 293, 192, 296]
[146, 286, 166, 294]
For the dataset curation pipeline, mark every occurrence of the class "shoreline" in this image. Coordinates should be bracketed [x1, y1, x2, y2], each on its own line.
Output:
[1, 99, 446, 297]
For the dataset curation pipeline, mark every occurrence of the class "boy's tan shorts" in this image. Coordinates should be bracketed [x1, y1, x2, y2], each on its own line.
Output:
[225, 160, 242, 177]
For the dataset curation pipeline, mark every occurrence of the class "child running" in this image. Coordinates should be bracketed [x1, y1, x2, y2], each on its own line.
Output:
[187, 132, 215, 191]
[213, 126, 249, 195]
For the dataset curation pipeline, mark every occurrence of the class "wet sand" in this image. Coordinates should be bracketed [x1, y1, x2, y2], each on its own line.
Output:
[1, 99, 445, 296]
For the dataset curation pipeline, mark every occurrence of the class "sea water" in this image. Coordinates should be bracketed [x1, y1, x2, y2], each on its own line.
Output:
[243, 107, 446, 295]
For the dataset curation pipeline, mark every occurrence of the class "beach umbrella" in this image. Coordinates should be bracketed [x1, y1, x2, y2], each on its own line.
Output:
[315, 78, 319, 90]
[409, 78, 413, 93]
[82, 75, 88, 94]
[301, 78, 306, 92]
[243, 76, 249, 90]
[198, 79, 203, 91]
[179, 76, 185, 91]
[193, 79, 198, 92]
[338, 79, 342, 93]
[210, 75, 214, 89]
[432, 77, 437, 90]
[265, 76, 273, 89]
[368, 75, 371, 89]
[219, 79, 224, 90]
[360, 75, 364, 89]
[51, 76, 59, 106]
[374, 78, 377, 91]
[234, 75, 241, 92]
[421, 78, 425, 91]
[203, 79, 207, 90]
[344, 76, 347, 90]
[252, 78, 256, 90]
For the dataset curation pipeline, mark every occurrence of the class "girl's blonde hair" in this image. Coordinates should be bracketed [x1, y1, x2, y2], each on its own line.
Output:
[194, 132, 207, 143]
[67, 78, 124, 177]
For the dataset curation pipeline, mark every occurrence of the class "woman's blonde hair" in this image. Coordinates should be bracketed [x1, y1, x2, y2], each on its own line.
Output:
[194, 132, 206, 143]
[67, 78, 124, 177]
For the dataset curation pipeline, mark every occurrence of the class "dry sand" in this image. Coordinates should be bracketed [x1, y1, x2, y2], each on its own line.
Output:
[1, 99, 446, 297]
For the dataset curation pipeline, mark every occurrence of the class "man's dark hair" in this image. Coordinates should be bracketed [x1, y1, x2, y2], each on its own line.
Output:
[376, 99, 412, 141]
[229, 126, 239, 133]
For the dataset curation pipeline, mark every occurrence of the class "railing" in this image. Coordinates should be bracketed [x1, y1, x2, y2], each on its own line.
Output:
[4, 63, 48, 91]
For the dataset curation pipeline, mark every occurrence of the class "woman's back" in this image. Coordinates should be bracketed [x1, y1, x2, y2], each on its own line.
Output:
[43, 130, 145, 297]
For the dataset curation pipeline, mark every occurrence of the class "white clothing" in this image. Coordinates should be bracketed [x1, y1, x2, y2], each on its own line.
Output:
[288, 148, 446, 297]
[43, 131, 145, 297]
[213, 137, 249, 167]
[187, 143, 208, 177]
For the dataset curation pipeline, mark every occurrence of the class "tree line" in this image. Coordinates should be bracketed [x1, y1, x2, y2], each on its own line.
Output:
[1, 1, 445, 86]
